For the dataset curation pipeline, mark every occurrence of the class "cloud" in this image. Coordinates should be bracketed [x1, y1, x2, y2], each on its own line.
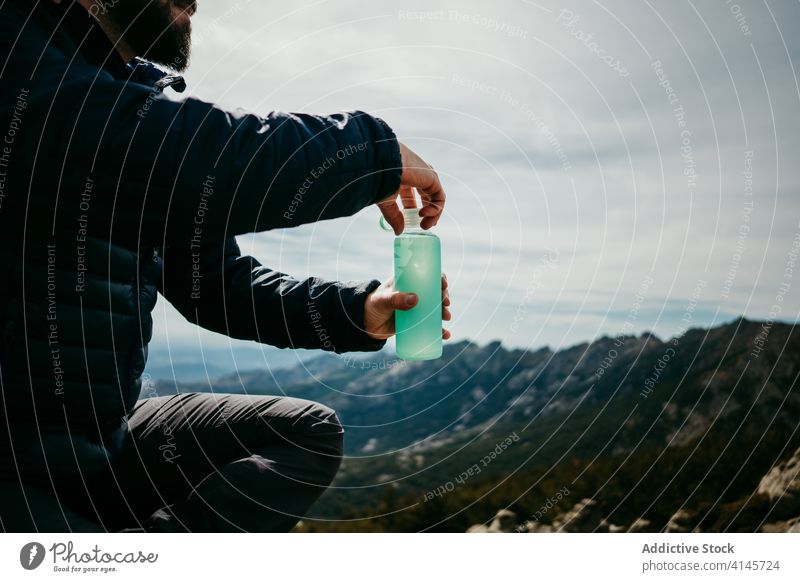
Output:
[149, 0, 800, 362]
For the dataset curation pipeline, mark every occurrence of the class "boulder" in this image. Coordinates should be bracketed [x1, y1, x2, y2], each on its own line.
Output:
[488, 509, 519, 532]
[627, 518, 653, 533]
[757, 447, 800, 519]
[666, 508, 699, 533]
[467, 509, 519, 533]
[516, 520, 554, 533]
[759, 516, 800, 533]
[551, 498, 605, 532]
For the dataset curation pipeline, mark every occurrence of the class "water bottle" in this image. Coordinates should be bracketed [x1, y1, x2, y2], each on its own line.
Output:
[383, 207, 442, 360]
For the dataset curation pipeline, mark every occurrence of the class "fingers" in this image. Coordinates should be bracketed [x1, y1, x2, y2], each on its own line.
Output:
[398, 143, 445, 230]
[399, 185, 417, 209]
[417, 177, 445, 230]
[378, 185, 419, 235]
[442, 328, 452, 340]
[383, 272, 450, 331]
[384, 291, 418, 312]
[419, 191, 444, 230]
[377, 195, 403, 236]
[386, 289, 449, 321]
[416, 162, 445, 228]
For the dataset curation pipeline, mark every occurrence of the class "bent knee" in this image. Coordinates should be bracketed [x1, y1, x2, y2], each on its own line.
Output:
[286, 398, 343, 434]
[286, 399, 343, 483]
[250, 396, 344, 464]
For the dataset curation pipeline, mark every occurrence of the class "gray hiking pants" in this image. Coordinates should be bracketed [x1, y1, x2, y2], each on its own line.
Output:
[0, 393, 344, 532]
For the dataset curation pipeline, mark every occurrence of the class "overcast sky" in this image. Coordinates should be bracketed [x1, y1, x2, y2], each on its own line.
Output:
[148, 0, 800, 363]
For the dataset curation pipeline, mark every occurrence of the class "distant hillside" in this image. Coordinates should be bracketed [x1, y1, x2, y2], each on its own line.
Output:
[144, 343, 312, 383]
[153, 317, 800, 532]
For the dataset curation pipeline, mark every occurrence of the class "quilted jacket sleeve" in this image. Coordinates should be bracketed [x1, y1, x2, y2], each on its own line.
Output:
[158, 237, 387, 353]
[20, 58, 402, 353]
[37, 73, 402, 243]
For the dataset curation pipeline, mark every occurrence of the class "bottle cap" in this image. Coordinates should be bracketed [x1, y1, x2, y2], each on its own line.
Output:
[402, 208, 422, 229]
[378, 208, 423, 232]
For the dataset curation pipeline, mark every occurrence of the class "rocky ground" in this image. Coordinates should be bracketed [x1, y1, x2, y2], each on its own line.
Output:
[468, 447, 800, 533]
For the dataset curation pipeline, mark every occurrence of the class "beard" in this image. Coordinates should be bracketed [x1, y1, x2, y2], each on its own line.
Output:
[99, 0, 195, 72]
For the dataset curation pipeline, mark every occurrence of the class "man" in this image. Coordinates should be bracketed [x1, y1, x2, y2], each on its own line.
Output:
[0, 0, 451, 532]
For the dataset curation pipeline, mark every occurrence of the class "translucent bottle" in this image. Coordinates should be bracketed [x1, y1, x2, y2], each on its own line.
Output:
[393, 208, 442, 360]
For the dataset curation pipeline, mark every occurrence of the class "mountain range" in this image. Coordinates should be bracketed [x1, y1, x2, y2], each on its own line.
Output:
[152, 317, 800, 532]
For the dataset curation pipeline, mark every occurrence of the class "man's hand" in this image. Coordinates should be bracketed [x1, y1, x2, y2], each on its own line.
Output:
[378, 143, 445, 235]
[364, 274, 452, 341]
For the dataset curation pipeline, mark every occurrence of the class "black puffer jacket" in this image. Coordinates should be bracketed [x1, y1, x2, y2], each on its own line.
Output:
[0, 0, 399, 475]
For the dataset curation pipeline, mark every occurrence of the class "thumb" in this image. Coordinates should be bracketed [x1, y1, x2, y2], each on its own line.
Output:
[381, 291, 418, 312]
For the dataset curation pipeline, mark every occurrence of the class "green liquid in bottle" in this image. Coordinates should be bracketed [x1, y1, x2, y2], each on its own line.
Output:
[394, 209, 442, 360]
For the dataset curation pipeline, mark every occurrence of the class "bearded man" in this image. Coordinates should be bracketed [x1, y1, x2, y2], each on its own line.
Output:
[0, 0, 450, 532]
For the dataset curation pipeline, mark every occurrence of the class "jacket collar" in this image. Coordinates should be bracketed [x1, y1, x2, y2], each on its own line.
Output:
[35, 0, 186, 94]
[128, 58, 187, 93]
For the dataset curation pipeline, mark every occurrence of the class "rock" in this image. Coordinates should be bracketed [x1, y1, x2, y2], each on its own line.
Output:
[467, 509, 519, 533]
[757, 447, 800, 519]
[596, 518, 613, 533]
[551, 498, 606, 532]
[488, 509, 519, 532]
[759, 516, 800, 533]
[515, 518, 554, 533]
[627, 518, 653, 533]
[666, 509, 699, 533]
